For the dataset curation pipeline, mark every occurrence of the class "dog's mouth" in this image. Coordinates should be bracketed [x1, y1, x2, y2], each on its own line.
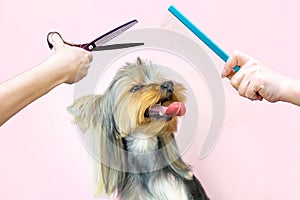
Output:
[144, 97, 186, 120]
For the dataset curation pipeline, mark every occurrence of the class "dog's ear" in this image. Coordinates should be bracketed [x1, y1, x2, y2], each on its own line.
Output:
[67, 95, 103, 132]
[68, 95, 126, 196]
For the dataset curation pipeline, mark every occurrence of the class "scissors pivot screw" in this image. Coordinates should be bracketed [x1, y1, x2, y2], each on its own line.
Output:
[88, 45, 94, 50]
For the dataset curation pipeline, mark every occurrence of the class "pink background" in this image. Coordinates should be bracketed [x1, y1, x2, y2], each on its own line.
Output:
[1, 0, 300, 199]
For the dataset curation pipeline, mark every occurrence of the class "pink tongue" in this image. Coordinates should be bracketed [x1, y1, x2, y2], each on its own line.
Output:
[149, 102, 186, 117]
[165, 102, 186, 116]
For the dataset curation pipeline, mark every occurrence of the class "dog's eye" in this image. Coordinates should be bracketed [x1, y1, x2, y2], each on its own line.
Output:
[130, 84, 144, 92]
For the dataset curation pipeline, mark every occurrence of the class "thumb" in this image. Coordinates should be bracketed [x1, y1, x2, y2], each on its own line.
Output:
[50, 33, 64, 50]
[232, 50, 252, 66]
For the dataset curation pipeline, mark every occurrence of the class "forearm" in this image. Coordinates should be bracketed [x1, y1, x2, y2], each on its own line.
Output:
[281, 79, 300, 106]
[0, 56, 65, 126]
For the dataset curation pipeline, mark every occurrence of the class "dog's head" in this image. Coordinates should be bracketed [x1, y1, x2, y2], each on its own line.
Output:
[108, 57, 186, 137]
[68, 58, 189, 195]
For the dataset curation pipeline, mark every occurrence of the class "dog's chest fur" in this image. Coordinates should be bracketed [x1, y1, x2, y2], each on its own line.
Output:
[119, 134, 190, 200]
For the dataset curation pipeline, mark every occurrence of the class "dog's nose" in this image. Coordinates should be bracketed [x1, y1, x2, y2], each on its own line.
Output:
[161, 81, 174, 93]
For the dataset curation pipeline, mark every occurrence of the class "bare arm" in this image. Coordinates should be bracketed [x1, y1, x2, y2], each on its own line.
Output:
[0, 33, 93, 126]
[280, 79, 300, 106]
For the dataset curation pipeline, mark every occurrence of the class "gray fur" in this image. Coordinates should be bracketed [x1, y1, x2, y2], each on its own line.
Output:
[68, 58, 210, 199]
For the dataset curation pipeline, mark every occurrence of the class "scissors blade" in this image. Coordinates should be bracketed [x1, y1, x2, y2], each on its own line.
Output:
[84, 20, 138, 51]
[92, 42, 144, 51]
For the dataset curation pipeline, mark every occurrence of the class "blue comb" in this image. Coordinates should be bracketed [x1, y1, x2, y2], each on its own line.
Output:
[168, 5, 240, 72]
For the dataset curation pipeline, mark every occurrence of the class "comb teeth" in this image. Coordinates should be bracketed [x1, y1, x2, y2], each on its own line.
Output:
[94, 20, 138, 46]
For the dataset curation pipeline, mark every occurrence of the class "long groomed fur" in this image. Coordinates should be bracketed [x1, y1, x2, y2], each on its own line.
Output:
[68, 58, 210, 200]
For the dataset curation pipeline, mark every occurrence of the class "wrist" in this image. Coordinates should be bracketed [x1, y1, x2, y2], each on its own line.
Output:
[280, 78, 300, 104]
[45, 54, 70, 85]
[40, 55, 68, 86]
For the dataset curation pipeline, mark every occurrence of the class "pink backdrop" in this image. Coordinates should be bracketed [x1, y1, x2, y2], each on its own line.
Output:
[1, 0, 300, 199]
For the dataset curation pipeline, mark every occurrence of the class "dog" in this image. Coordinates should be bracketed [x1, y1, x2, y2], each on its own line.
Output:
[68, 58, 210, 200]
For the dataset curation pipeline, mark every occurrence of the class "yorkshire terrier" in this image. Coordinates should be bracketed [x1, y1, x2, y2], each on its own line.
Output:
[68, 58, 210, 200]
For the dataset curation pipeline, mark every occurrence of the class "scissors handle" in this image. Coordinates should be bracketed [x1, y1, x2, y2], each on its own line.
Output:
[47, 32, 88, 49]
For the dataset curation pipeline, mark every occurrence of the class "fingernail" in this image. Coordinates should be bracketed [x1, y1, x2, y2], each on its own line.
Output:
[221, 71, 225, 78]
[221, 70, 226, 78]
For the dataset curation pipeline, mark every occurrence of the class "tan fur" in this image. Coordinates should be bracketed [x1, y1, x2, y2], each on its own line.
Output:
[68, 58, 193, 197]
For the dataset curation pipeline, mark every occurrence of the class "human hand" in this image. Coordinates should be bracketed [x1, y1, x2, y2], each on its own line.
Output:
[221, 51, 289, 103]
[48, 33, 93, 84]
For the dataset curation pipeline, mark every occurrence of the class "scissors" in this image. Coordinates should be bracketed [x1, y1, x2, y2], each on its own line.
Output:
[47, 19, 143, 51]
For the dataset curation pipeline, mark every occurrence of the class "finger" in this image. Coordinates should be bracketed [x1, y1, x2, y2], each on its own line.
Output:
[230, 72, 244, 90]
[237, 79, 250, 97]
[255, 84, 265, 101]
[222, 50, 251, 78]
[222, 54, 238, 78]
[245, 81, 263, 100]
[81, 68, 89, 77]
[81, 60, 91, 71]
[84, 63, 91, 69]
[85, 52, 93, 63]
[51, 33, 65, 50]
[73, 68, 88, 83]
[233, 50, 254, 66]
[79, 67, 89, 80]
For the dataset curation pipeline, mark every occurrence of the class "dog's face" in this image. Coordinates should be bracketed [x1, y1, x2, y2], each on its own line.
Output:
[108, 58, 186, 137]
